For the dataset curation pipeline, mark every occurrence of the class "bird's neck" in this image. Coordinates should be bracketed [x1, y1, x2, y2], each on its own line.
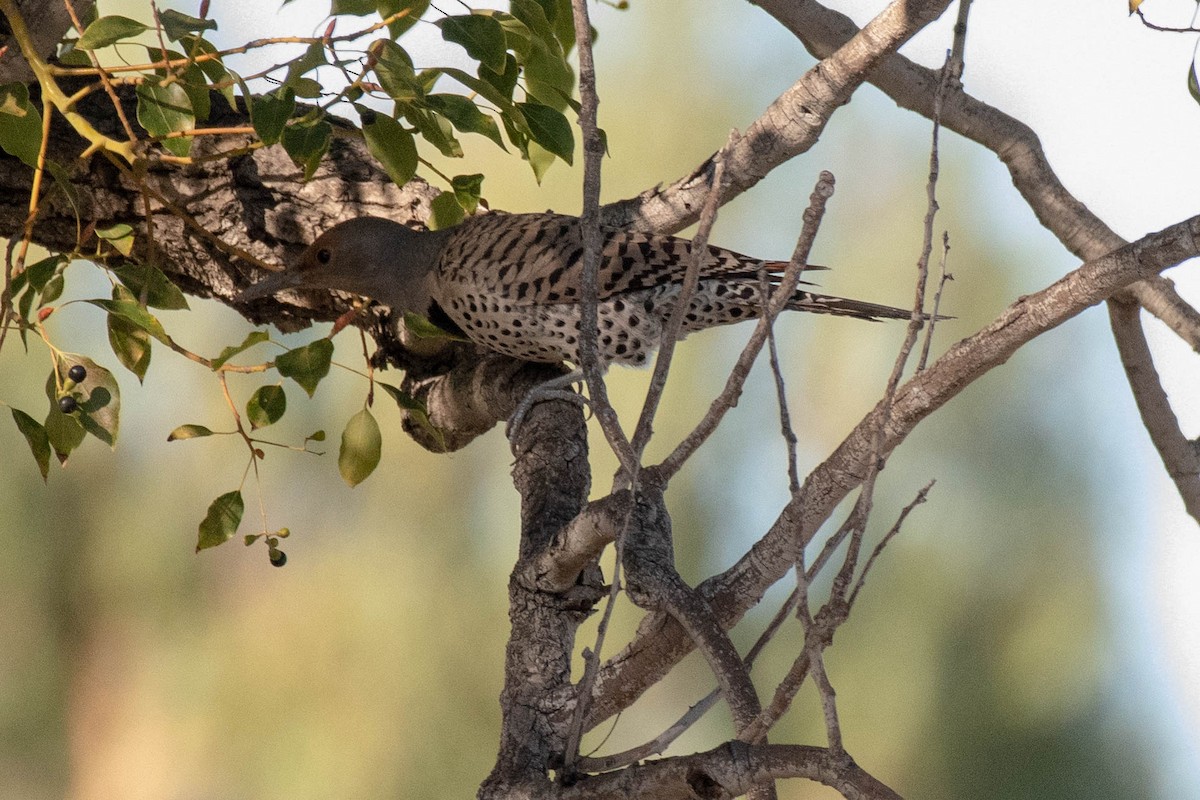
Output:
[361, 225, 454, 314]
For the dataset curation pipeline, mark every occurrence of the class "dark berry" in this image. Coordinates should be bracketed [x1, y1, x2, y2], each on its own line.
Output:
[67, 364, 86, 382]
[58, 396, 78, 414]
[269, 549, 287, 568]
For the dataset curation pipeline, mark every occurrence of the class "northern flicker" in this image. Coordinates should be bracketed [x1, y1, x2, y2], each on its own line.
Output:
[240, 212, 917, 366]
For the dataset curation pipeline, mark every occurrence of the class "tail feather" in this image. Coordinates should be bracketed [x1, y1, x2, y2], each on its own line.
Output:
[788, 290, 919, 321]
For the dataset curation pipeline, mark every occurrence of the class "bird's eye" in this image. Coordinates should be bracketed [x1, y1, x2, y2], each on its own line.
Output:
[316, 248, 332, 265]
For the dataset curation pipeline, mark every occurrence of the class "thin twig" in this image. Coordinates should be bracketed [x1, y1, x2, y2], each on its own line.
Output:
[569, 0, 638, 477]
[848, 480, 934, 606]
[629, 136, 734, 458]
[918, 232, 952, 371]
[788, 556, 842, 751]
[830, 39, 961, 600]
[651, 172, 836, 483]
[560, 0, 638, 775]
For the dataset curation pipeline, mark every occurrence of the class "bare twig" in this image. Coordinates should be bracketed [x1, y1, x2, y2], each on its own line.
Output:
[584, 211, 1200, 731]
[651, 172, 836, 482]
[629, 136, 734, 460]
[848, 481, 934, 606]
[918, 233, 952, 372]
[763, 265, 804, 496]
[569, 0, 638, 476]
[792, 557, 843, 751]
[600, 0, 956, 235]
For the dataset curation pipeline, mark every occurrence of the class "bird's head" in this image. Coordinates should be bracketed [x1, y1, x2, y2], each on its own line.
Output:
[238, 217, 444, 313]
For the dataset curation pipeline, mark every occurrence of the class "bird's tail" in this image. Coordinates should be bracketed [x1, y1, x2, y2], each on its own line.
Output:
[787, 290, 918, 321]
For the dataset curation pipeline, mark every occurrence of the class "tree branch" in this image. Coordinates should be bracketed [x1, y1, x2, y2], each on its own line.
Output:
[558, 742, 900, 800]
[599, 0, 955, 234]
[584, 213, 1200, 728]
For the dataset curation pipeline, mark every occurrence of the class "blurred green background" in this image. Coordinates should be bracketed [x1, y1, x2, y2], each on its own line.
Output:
[2, 1, 1197, 798]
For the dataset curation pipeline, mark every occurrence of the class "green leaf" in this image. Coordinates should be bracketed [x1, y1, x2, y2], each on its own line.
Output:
[433, 66, 515, 112]
[425, 94, 504, 149]
[362, 112, 417, 187]
[518, 101, 573, 165]
[338, 408, 381, 487]
[541, 0, 579, 53]
[275, 338, 334, 397]
[43, 400, 85, 463]
[478, 11, 531, 58]
[168, 54, 212, 123]
[332, 0, 377, 14]
[401, 308, 468, 339]
[1189, 61, 1200, 107]
[136, 77, 195, 157]
[196, 490, 244, 551]
[86, 293, 170, 345]
[246, 384, 287, 429]
[167, 423, 214, 441]
[283, 42, 327, 90]
[96, 223, 135, 257]
[479, 54, 520, 102]
[526, 139, 556, 184]
[76, 16, 150, 50]
[40, 274, 65, 305]
[281, 119, 332, 181]
[525, 44, 575, 110]
[21, 254, 66, 294]
[371, 41, 423, 103]
[380, 0, 428, 38]
[45, 355, 121, 450]
[403, 104, 461, 158]
[289, 78, 324, 99]
[438, 14, 508, 73]
[427, 192, 464, 231]
[11, 408, 51, 481]
[211, 330, 270, 369]
[510, 0, 557, 48]
[0, 83, 44, 167]
[378, 383, 445, 451]
[112, 262, 189, 310]
[251, 88, 295, 146]
[180, 35, 236, 106]
[107, 312, 152, 382]
[450, 173, 484, 214]
[158, 9, 217, 41]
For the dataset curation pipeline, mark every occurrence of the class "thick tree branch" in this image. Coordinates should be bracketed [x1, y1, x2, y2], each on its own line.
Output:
[755, 0, 1200, 528]
[599, 0, 955, 234]
[558, 742, 900, 800]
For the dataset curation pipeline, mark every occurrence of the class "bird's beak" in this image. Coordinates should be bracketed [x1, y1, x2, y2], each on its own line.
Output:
[238, 269, 303, 303]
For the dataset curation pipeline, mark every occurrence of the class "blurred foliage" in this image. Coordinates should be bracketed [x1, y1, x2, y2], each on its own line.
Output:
[0, 1, 1176, 799]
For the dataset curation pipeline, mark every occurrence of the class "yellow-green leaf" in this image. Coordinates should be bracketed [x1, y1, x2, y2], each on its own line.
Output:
[0, 83, 44, 167]
[338, 408, 382, 487]
[167, 424, 215, 441]
[76, 15, 150, 50]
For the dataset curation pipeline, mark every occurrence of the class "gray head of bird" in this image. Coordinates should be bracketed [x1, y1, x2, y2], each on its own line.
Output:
[238, 217, 450, 315]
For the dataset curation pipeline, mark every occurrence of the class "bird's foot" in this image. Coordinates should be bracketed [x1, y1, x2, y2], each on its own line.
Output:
[506, 370, 588, 442]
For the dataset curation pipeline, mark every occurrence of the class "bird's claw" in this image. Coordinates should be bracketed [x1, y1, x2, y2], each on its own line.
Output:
[506, 372, 588, 442]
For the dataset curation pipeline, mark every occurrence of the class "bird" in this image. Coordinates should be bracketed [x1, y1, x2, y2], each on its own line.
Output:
[240, 212, 918, 367]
